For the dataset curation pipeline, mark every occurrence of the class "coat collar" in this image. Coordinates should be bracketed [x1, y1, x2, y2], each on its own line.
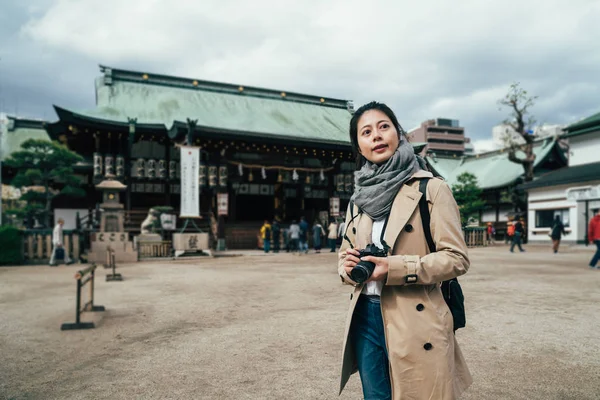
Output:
[355, 170, 433, 252]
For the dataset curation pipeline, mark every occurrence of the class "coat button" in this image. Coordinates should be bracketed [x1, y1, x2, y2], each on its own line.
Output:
[405, 224, 414, 232]
[423, 343, 433, 351]
[416, 303, 424, 311]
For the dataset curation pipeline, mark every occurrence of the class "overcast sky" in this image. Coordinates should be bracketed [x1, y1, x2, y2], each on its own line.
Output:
[1, 0, 599, 151]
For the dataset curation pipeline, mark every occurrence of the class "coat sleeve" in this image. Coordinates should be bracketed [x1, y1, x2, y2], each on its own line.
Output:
[337, 204, 359, 286]
[385, 181, 470, 286]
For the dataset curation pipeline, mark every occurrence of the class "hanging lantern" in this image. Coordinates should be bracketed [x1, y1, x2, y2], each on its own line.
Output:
[199, 164, 207, 187]
[208, 165, 218, 187]
[158, 160, 167, 179]
[104, 155, 114, 177]
[277, 170, 283, 183]
[136, 159, 146, 179]
[336, 173, 345, 192]
[292, 169, 299, 181]
[261, 167, 267, 180]
[116, 155, 125, 178]
[146, 159, 156, 179]
[219, 165, 228, 187]
[305, 174, 312, 185]
[248, 170, 254, 182]
[345, 174, 353, 192]
[93, 153, 103, 177]
[169, 161, 177, 180]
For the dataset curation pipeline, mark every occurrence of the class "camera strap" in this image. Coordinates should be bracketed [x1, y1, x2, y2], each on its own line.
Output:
[343, 200, 362, 249]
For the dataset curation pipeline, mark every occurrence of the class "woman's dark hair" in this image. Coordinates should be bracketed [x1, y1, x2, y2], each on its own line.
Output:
[349, 101, 408, 169]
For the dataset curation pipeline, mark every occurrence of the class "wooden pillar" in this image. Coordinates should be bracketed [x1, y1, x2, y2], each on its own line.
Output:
[165, 138, 171, 206]
[37, 235, 44, 259]
[495, 190, 500, 222]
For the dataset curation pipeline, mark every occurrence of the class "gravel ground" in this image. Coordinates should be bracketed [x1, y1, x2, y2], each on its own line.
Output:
[1, 244, 599, 400]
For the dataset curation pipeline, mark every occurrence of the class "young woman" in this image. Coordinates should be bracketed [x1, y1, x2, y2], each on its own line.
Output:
[337, 102, 472, 399]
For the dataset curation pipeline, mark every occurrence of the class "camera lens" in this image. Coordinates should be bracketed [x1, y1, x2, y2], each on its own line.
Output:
[350, 260, 375, 284]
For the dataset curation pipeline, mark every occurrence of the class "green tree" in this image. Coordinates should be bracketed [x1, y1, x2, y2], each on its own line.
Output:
[498, 82, 538, 182]
[452, 172, 486, 227]
[4, 139, 85, 227]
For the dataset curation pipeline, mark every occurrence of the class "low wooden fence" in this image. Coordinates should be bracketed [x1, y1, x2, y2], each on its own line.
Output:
[137, 241, 172, 259]
[463, 227, 487, 247]
[60, 264, 105, 330]
[22, 230, 81, 264]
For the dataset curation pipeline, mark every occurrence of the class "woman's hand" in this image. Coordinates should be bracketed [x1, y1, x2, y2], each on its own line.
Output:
[360, 256, 389, 282]
[343, 248, 362, 277]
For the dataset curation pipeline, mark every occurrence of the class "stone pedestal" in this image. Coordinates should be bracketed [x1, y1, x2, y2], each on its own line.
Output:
[88, 232, 138, 263]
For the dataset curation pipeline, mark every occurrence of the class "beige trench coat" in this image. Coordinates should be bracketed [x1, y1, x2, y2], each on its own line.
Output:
[338, 170, 472, 399]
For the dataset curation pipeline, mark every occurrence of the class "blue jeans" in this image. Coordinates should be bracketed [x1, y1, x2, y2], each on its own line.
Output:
[328, 238, 336, 252]
[590, 240, 600, 267]
[350, 295, 391, 400]
[299, 240, 308, 253]
[263, 239, 270, 253]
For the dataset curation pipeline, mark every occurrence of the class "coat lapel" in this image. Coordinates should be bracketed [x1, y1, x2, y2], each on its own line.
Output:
[382, 182, 422, 252]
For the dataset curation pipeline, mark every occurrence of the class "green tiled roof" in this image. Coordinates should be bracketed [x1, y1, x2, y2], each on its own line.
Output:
[53, 66, 354, 145]
[426, 138, 561, 190]
[519, 161, 600, 191]
[1, 116, 51, 161]
[564, 110, 600, 138]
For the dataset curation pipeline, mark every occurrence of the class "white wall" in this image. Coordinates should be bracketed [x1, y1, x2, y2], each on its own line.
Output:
[570, 131, 600, 166]
[527, 185, 578, 243]
[54, 209, 90, 230]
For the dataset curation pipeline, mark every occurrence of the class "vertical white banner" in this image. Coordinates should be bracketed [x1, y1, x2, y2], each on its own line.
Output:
[180, 146, 200, 217]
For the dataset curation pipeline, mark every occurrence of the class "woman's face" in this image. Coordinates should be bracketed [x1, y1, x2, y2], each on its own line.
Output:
[356, 109, 400, 165]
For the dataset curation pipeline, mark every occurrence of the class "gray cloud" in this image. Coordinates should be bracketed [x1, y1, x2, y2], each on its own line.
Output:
[1, 0, 599, 147]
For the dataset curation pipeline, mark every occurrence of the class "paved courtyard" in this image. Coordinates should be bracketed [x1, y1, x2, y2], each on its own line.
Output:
[1, 244, 599, 399]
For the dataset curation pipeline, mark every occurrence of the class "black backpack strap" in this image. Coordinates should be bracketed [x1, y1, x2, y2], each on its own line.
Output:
[418, 179, 435, 253]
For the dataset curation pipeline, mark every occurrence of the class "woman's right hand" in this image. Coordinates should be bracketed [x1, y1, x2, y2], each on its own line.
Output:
[343, 248, 362, 276]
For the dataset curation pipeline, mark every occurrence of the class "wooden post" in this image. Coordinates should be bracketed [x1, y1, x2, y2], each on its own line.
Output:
[64, 235, 71, 259]
[37, 234, 44, 259]
[27, 235, 34, 261]
[72, 233, 80, 261]
[45, 235, 52, 259]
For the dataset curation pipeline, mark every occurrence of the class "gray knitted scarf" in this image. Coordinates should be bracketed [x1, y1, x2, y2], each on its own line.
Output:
[351, 138, 428, 220]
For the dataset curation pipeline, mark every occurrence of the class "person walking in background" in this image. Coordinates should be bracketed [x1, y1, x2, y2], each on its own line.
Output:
[506, 221, 515, 244]
[49, 218, 73, 266]
[550, 215, 567, 254]
[288, 220, 300, 254]
[486, 222, 495, 245]
[272, 219, 281, 253]
[312, 220, 326, 253]
[260, 220, 272, 253]
[327, 217, 338, 252]
[510, 219, 525, 253]
[588, 208, 600, 269]
[299, 216, 309, 254]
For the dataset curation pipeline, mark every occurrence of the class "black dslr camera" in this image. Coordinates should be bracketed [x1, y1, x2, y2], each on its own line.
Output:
[350, 243, 388, 284]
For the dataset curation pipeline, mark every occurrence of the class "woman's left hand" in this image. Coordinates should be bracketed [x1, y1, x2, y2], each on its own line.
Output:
[360, 256, 389, 282]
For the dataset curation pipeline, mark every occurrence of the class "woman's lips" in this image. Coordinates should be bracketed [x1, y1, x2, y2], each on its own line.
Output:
[373, 144, 388, 153]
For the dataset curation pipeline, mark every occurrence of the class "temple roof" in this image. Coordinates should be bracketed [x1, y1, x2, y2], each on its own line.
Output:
[563, 109, 600, 138]
[52, 65, 354, 146]
[0, 116, 51, 161]
[426, 137, 566, 190]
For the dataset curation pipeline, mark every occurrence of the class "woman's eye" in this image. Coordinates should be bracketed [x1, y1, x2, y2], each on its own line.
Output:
[380, 123, 389, 129]
[362, 130, 370, 136]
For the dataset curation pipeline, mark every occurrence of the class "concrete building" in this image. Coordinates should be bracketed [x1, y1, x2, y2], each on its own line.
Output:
[521, 111, 600, 244]
[407, 118, 466, 156]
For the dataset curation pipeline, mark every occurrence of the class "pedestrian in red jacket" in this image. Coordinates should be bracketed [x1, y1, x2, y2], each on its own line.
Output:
[588, 209, 600, 269]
